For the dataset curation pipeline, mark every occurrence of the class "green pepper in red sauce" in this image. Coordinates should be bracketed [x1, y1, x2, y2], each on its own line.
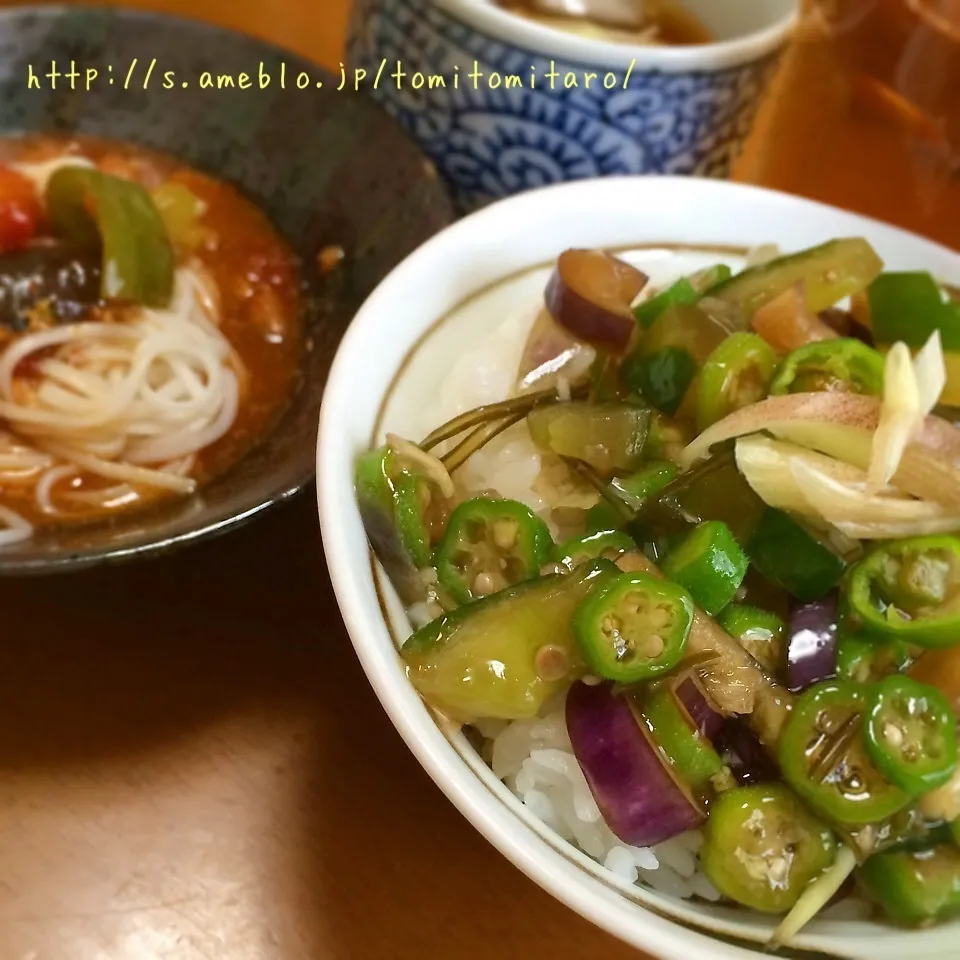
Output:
[45, 165, 175, 307]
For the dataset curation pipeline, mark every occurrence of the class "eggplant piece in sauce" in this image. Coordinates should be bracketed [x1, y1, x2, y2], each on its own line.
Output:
[0, 241, 101, 331]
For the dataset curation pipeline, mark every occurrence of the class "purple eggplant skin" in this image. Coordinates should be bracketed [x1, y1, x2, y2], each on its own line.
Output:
[786, 594, 839, 694]
[674, 676, 724, 741]
[566, 680, 704, 847]
[713, 718, 781, 787]
[0, 241, 101, 331]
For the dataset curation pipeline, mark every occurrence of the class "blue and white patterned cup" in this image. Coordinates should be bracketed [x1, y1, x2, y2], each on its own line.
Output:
[346, 0, 797, 211]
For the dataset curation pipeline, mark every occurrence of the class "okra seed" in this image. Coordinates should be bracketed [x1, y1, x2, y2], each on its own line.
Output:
[883, 723, 904, 749]
[642, 634, 665, 659]
[491, 520, 519, 550]
[472, 572, 498, 596]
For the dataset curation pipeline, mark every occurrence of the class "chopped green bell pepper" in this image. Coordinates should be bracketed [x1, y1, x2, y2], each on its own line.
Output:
[864, 675, 958, 797]
[701, 784, 837, 914]
[770, 338, 886, 397]
[845, 536, 960, 649]
[858, 844, 960, 926]
[434, 497, 553, 605]
[572, 571, 693, 683]
[45, 166, 175, 307]
[697, 332, 777, 431]
[661, 520, 749, 615]
[747, 510, 848, 603]
[868, 271, 960, 351]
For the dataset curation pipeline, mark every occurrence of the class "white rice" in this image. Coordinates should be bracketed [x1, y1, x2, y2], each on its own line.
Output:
[480, 703, 721, 902]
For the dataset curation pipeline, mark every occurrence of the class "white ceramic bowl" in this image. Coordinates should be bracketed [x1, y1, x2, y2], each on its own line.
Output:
[317, 177, 960, 960]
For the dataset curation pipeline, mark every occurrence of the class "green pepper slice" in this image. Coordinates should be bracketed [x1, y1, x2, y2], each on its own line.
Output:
[434, 497, 553, 605]
[868, 272, 960, 351]
[661, 520, 749, 616]
[635, 683, 723, 790]
[858, 844, 960, 926]
[778, 680, 911, 825]
[845, 536, 960, 649]
[45, 166, 175, 307]
[718, 604, 785, 675]
[403, 561, 614, 722]
[770, 339, 885, 397]
[701, 784, 837, 914]
[864, 676, 959, 797]
[572, 571, 693, 683]
[526, 401, 651, 474]
[747, 509, 847, 603]
[697, 332, 777, 431]
[952, 820, 960, 847]
[555, 530, 636, 570]
[707, 238, 884, 318]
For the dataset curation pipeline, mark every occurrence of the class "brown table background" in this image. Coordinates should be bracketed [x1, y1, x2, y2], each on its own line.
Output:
[0, 1, 646, 957]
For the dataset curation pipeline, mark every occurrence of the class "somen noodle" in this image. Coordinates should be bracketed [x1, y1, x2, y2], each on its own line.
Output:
[0, 134, 302, 545]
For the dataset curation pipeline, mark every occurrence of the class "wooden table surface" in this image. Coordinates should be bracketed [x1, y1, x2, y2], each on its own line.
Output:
[0, 1, 645, 958]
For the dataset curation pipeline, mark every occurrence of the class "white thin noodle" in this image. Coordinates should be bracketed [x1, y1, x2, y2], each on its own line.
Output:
[0, 504, 32, 546]
[0, 264, 246, 534]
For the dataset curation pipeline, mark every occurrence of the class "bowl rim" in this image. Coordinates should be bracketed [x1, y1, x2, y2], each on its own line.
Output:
[430, 0, 797, 71]
[317, 174, 960, 960]
[0, 1, 455, 575]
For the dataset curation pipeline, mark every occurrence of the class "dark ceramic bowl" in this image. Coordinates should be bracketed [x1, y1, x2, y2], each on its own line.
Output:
[0, 4, 455, 575]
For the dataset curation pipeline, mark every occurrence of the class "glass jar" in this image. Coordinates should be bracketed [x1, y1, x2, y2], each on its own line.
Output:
[733, 0, 960, 251]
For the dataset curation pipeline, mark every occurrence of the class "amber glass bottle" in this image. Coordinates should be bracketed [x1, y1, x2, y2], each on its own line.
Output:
[733, 0, 960, 252]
